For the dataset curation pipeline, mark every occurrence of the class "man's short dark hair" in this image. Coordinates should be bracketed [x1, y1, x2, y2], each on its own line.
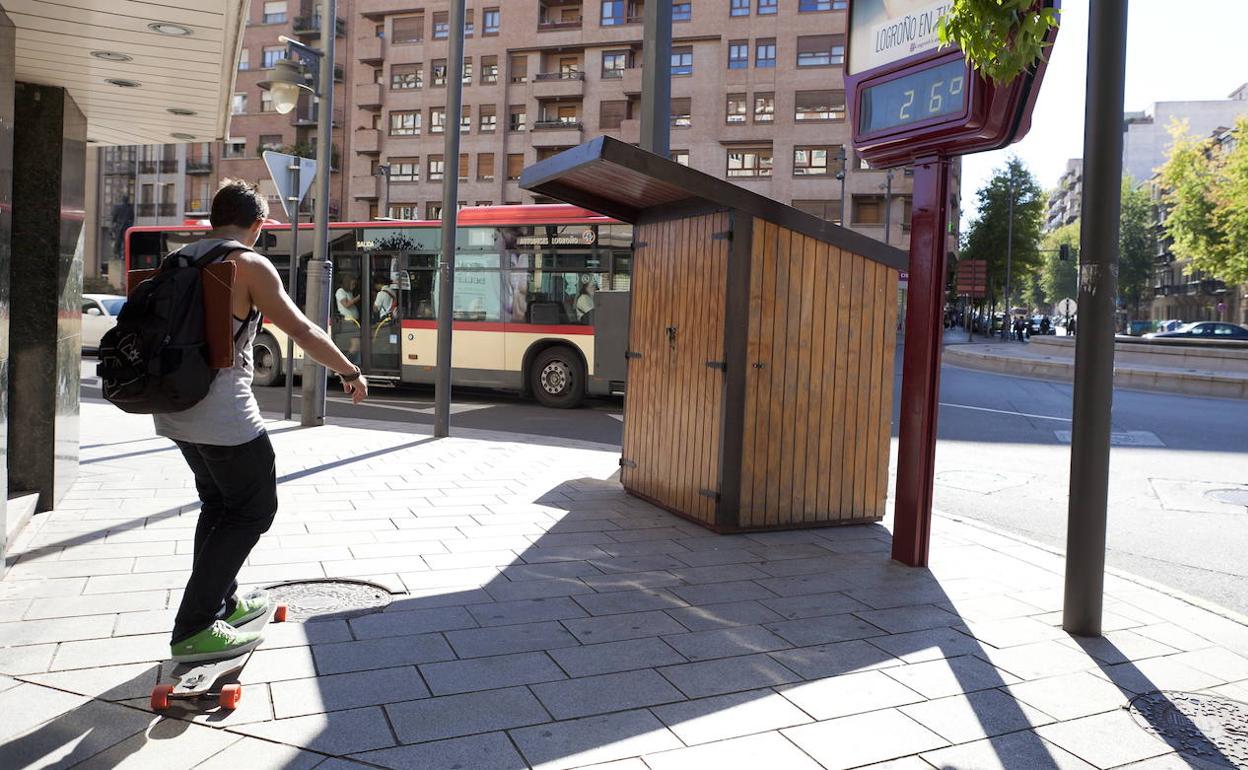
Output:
[210, 179, 269, 228]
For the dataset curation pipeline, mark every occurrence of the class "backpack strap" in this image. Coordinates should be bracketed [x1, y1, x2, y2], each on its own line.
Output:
[191, 239, 249, 268]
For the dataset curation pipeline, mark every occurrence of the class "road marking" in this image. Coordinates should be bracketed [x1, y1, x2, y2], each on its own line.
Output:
[608, 414, 623, 422]
[939, 402, 1072, 422]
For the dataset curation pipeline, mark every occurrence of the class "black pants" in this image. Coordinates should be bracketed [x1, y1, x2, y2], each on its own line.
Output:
[171, 432, 278, 643]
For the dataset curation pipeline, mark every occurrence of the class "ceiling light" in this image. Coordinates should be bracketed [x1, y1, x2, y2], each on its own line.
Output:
[167, 107, 197, 116]
[148, 22, 192, 36]
[90, 51, 132, 62]
[171, 132, 197, 141]
[106, 78, 141, 88]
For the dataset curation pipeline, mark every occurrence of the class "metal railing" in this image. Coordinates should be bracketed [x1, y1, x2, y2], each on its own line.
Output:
[136, 203, 156, 216]
[538, 19, 583, 30]
[186, 157, 213, 173]
[535, 70, 584, 81]
[533, 119, 583, 130]
[293, 15, 346, 36]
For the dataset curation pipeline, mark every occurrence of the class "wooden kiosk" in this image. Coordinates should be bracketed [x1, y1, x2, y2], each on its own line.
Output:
[521, 137, 908, 532]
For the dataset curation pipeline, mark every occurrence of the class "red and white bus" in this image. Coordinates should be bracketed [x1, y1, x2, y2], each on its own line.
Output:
[125, 205, 633, 408]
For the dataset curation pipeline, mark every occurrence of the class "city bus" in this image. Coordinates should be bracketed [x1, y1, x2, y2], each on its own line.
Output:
[124, 205, 633, 408]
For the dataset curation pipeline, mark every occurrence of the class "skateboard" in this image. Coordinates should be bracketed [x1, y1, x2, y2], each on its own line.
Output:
[150, 602, 288, 711]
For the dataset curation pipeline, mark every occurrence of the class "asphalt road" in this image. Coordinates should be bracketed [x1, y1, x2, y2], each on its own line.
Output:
[82, 355, 1248, 616]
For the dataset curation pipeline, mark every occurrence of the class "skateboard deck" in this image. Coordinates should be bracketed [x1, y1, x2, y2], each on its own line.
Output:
[150, 602, 287, 711]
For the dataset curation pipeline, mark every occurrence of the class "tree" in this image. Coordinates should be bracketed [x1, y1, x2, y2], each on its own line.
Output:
[1158, 117, 1248, 285]
[1118, 177, 1158, 319]
[938, 0, 1060, 83]
[1039, 221, 1078, 306]
[958, 157, 1046, 310]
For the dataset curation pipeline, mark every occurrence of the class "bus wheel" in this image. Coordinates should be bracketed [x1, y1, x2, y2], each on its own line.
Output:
[531, 347, 584, 409]
[252, 332, 282, 387]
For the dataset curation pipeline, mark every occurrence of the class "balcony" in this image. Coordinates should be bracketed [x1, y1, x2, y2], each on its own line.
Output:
[138, 161, 157, 174]
[356, 35, 384, 64]
[350, 174, 380, 200]
[356, 82, 382, 109]
[186, 157, 212, 174]
[621, 67, 643, 95]
[533, 71, 585, 98]
[538, 0, 583, 30]
[531, 120, 583, 147]
[292, 105, 344, 127]
[355, 128, 381, 154]
[185, 199, 210, 216]
[538, 19, 583, 31]
[160, 160, 179, 174]
[293, 15, 346, 37]
[104, 160, 135, 175]
[136, 203, 155, 216]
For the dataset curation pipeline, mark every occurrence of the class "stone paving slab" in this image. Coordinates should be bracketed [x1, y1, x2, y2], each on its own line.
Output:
[3, 402, 1248, 768]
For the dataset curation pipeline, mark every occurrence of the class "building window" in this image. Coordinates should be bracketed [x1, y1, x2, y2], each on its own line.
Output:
[670, 97, 691, 128]
[374, 67, 384, 84]
[797, 34, 845, 67]
[238, 49, 250, 71]
[481, 56, 499, 84]
[602, 0, 624, 26]
[755, 38, 776, 68]
[430, 107, 446, 134]
[231, 94, 246, 115]
[392, 15, 424, 43]
[507, 153, 524, 180]
[460, 105, 471, 133]
[389, 110, 421, 136]
[458, 153, 470, 181]
[853, 195, 884, 225]
[484, 8, 501, 35]
[479, 104, 497, 132]
[224, 140, 246, 159]
[433, 11, 449, 38]
[795, 90, 845, 121]
[793, 146, 831, 176]
[260, 90, 275, 113]
[726, 93, 747, 124]
[389, 204, 418, 219]
[509, 105, 527, 132]
[792, 199, 838, 222]
[477, 153, 495, 181]
[428, 155, 445, 182]
[758, 0, 778, 14]
[432, 59, 447, 87]
[672, 2, 691, 21]
[262, 46, 283, 69]
[727, 147, 772, 178]
[510, 55, 528, 83]
[730, 0, 750, 16]
[800, 0, 846, 10]
[475, 200, 494, 207]
[463, 58, 473, 86]
[600, 100, 628, 130]
[728, 41, 748, 70]
[391, 64, 422, 90]
[671, 46, 693, 76]
[262, 1, 287, 24]
[602, 51, 628, 79]
[463, 9, 475, 37]
[671, 149, 690, 166]
[426, 202, 442, 220]
[390, 158, 419, 182]
[754, 93, 775, 123]
[259, 134, 283, 152]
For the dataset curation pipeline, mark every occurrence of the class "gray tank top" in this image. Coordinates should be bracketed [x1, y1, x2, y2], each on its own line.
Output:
[154, 239, 266, 447]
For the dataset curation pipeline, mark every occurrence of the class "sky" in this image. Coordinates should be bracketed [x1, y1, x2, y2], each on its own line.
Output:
[959, 1, 1248, 226]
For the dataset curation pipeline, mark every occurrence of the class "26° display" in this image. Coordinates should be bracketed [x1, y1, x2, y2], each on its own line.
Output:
[858, 59, 967, 135]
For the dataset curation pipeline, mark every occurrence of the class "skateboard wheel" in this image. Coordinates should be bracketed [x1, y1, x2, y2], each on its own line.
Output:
[151, 684, 173, 711]
[274, 604, 288, 623]
[219, 684, 243, 710]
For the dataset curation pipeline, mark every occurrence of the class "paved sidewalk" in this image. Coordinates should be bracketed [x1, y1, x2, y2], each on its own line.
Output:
[3, 402, 1248, 769]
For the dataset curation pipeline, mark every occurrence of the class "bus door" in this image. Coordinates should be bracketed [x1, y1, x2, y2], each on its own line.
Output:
[359, 252, 408, 376]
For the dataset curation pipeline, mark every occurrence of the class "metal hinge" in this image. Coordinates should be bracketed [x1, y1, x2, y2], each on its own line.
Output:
[705, 360, 727, 371]
[620, 458, 637, 468]
[625, 350, 643, 360]
[698, 488, 721, 501]
[711, 230, 733, 241]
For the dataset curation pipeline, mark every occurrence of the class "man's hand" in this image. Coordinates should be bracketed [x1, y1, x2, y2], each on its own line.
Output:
[342, 374, 368, 404]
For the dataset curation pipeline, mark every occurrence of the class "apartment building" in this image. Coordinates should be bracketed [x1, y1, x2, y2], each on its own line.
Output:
[1044, 158, 1081, 233]
[347, 0, 932, 251]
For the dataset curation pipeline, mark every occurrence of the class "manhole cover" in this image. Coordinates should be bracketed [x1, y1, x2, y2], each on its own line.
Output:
[264, 579, 394, 622]
[1206, 488, 1248, 508]
[1128, 691, 1248, 767]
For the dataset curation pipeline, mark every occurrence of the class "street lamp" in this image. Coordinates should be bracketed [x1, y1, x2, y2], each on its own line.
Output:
[835, 146, 847, 225]
[1001, 175, 1016, 340]
[256, 58, 312, 115]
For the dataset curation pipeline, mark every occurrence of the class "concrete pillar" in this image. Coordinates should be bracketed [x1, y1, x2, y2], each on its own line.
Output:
[8, 81, 86, 512]
[0, 10, 14, 573]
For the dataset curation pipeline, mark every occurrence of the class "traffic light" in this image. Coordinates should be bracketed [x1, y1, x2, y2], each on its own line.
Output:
[1059, 244, 1071, 261]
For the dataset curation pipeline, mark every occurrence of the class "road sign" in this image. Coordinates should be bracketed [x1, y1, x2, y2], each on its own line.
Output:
[954, 259, 987, 297]
[1057, 297, 1077, 317]
[845, 1, 1059, 168]
[263, 151, 317, 220]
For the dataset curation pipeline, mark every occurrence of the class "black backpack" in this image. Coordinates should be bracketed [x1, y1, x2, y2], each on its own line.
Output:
[97, 240, 246, 414]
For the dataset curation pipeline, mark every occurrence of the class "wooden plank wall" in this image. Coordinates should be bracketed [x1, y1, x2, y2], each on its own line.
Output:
[620, 212, 729, 525]
[738, 217, 898, 528]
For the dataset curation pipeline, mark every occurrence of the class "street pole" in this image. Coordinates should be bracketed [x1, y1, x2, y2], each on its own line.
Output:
[1063, 0, 1128, 639]
[284, 161, 301, 421]
[882, 170, 894, 246]
[1002, 178, 1015, 340]
[300, 0, 336, 427]
[837, 147, 847, 225]
[639, 0, 672, 156]
[433, 0, 467, 438]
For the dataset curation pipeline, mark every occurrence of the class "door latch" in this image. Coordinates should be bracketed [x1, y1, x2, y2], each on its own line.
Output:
[665, 325, 678, 348]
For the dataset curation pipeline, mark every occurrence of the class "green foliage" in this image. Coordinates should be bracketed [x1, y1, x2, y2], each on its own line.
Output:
[84, 275, 121, 294]
[1039, 221, 1078, 306]
[938, 0, 1059, 84]
[1118, 177, 1158, 316]
[959, 156, 1046, 307]
[1158, 117, 1248, 285]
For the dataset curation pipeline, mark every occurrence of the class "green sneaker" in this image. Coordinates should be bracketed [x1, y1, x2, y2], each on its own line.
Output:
[223, 590, 270, 627]
[171, 620, 263, 663]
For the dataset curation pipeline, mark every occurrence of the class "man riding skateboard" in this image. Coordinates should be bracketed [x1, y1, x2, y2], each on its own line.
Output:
[158, 180, 369, 663]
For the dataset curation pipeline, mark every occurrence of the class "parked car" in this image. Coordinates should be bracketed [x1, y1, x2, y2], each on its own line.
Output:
[1144, 322, 1248, 340]
[1155, 318, 1185, 333]
[82, 294, 126, 352]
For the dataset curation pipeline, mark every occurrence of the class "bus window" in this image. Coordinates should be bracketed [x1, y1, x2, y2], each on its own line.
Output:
[610, 251, 632, 291]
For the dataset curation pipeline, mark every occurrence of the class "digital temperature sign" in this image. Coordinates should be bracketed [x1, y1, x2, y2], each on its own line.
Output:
[858, 59, 966, 134]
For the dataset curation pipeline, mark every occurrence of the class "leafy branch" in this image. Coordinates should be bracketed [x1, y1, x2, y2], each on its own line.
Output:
[938, 0, 1059, 84]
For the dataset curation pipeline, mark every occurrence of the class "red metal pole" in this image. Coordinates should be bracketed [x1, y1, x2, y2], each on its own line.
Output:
[891, 155, 951, 567]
